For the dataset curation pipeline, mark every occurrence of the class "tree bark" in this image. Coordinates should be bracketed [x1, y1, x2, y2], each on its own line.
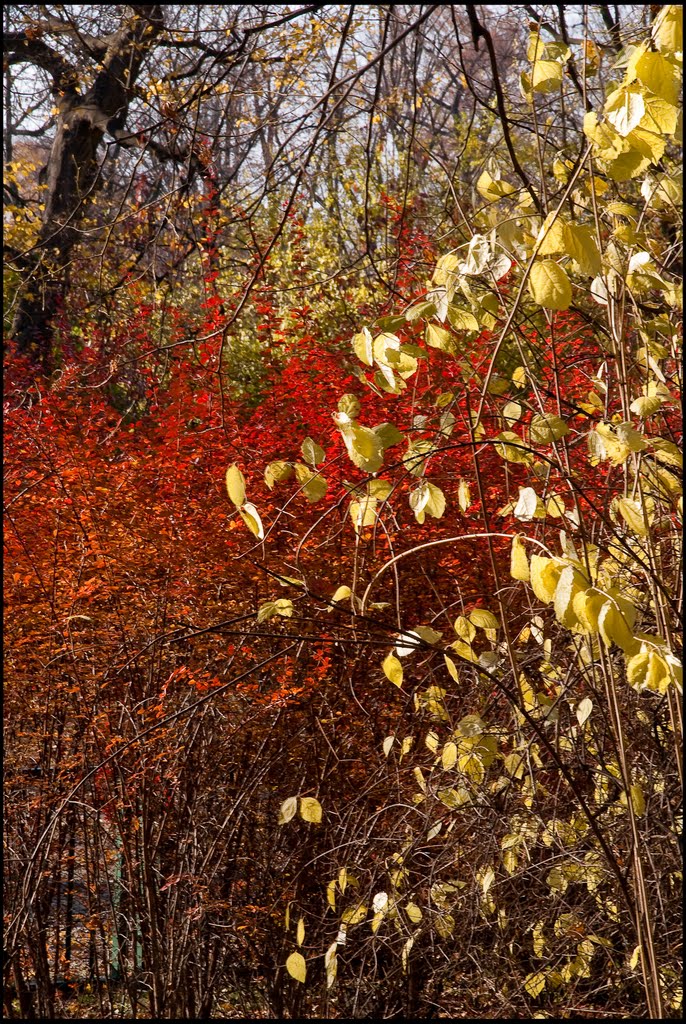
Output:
[6, 6, 164, 371]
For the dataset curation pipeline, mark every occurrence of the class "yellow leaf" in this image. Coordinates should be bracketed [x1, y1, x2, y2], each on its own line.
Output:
[598, 601, 639, 654]
[444, 655, 459, 682]
[345, 423, 385, 473]
[286, 951, 307, 983]
[441, 741, 458, 770]
[382, 653, 403, 687]
[616, 498, 648, 536]
[476, 170, 516, 202]
[405, 902, 423, 924]
[325, 942, 337, 988]
[546, 495, 566, 518]
[426, 323, 453, 350]
[525, 971, 547, 998]
[511, 535, 530, 581]
[566, 224, 601, 276]
[458, 478, 471, 511]
[226, 464, 247, 506]
[536, 214, 568, 257]
[299, 797, 323, 823]
[553, 565, 587, 627]
[604, 85, 645, 136]
[651, 4, 683, 55]
[496, 430, 534, 464]
[576, 697, 593, 727]
[353, 327, 374, 366]
[630, 783, 646, 817]
[530, 555, 564, 604]
[595, 423, 631, 465]
[265, 460, 294, 488]
[626, 648, 671, 693]
[296, 917, 305, 946]
[469, 608, 500, 630]
[532, 59, 563, 93]
[350, 496, 378, 533]
[640, 94, 679, 135]
[278, 796, 298, 824]
[239, 503, 264, 540]
[529, 413, 570, 445]
[529, 262, 572, 310]
[301, 437, 325, 467]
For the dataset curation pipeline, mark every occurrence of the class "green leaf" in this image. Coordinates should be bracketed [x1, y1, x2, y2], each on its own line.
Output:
[226, 464, 247, 507]
[299, 797, 322, 823]
[529, 261, 572, 310]
[301, 437, 325, 466]
[285, 951, 307, 983]
[382, 653, 404, 687]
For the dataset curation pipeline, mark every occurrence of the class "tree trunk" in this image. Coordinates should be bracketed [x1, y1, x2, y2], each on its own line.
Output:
[9, 6, 164, 370]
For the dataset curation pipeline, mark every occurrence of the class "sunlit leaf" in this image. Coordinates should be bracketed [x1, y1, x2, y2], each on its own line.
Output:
[239, 503, 264, 540]
[576, 697, 593, 727]
[285, 951, 307, 983]
[510, 535, 530, 581]
[383, 652, 404, 687]
[299, 797, 323, 823]
[301, 437, 325, 467]
[529, 261, 572, 310]
[226, 464, 247, 507]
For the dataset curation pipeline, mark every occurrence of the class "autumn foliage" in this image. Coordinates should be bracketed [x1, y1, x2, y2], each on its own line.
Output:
[3, 5, 683, 1021]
